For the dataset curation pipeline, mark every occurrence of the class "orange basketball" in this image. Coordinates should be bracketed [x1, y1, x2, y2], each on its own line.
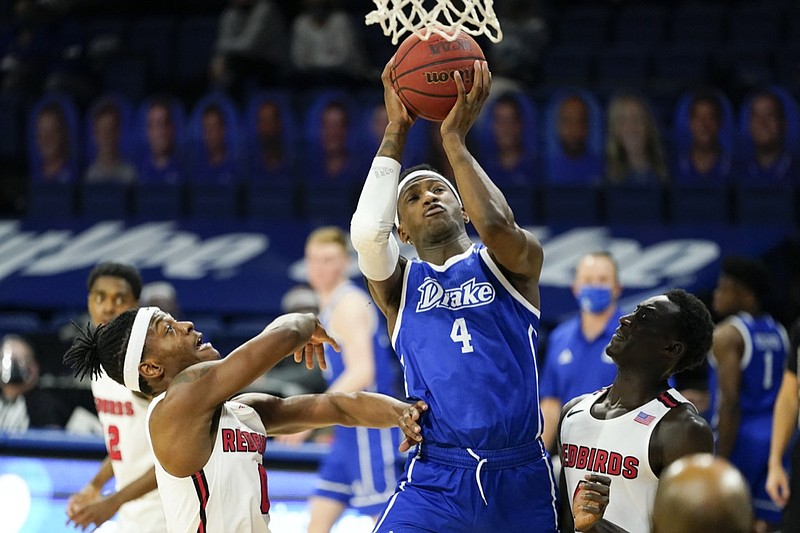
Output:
[390, 32, 486, 122]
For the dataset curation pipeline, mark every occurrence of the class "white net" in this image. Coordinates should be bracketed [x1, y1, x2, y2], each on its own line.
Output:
[366, 0, 503, 44]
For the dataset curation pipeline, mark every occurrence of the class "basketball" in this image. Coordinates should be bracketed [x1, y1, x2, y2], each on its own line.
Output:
[391, 32, 486, 121]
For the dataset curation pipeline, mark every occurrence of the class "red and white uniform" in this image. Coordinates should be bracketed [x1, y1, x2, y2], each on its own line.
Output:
[91, 373, 166, 532]
[146, 394, 271, 533]
[560, 388, 691, 532]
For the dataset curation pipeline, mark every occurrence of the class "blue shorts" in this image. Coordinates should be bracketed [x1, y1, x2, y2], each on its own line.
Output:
[730, 416, 785, 523]
[373, 440, 559, 533]
[314, 425, 403, 516]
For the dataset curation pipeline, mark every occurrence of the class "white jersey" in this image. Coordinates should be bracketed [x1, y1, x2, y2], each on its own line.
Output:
[91, 372, 166, 532]
[560, 388, 690, 533]
[146, 394, 272, 533]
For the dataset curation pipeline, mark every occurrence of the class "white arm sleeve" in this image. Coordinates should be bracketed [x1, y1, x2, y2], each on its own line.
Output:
[350, 156, 401, 281]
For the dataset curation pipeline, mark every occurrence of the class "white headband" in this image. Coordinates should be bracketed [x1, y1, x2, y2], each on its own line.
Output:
[395, 170, 463, 226]
[123, 307, 158, 392]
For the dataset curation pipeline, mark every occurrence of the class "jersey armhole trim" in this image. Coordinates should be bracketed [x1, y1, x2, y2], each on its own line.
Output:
[479, 247, 541, 318]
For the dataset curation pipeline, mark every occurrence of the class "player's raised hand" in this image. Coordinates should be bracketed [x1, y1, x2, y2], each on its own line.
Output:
[572, 474, 612, 532]
[382, 58, 416, 127]
[397, 399, 428, 452]
[440, 60, 491, 141]
[293, 319, 337, 370]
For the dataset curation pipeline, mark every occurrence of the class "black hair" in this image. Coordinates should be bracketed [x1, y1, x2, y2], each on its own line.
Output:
[750, 89, 785, 121]
[666, 288, 714, 374]
[91, 98, 122, 124]
[87, 262, 143, 299]
[63, 309, 152, 394]
[721, 256, 771, 304]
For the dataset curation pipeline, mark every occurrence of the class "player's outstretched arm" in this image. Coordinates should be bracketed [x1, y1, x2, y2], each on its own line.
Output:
[239, 392, 427, 452]
[766, 369, 799, 507]
[440, 61, 543, 286]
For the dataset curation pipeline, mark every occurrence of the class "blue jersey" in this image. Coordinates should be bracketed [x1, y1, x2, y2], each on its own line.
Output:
[539, 309, 621, 404]
[393, 244, 543, 450]
[709, 312, 789, 422]
[320, 281, 399, 397]
[709, 311, 790, 522]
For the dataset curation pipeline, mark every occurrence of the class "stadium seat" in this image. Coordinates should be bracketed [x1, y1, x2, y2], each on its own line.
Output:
[27, 182, 77, 219]
[669, 3, 724, 46]
[0, 311, 44, 336]
[669, 185, 730, 224]
[604, 185, 665, 225]
[128, 17, 176, 83]
[103, 56, 148, 102]
[555, 5, 610, 48]
[132, 182, 185, 220]
[734, 185, 796, 226]
[651, 44, 711, 92]
[186, 183, 241, 220]
[186, 91, 245, 185]
[540, 45, 595, 88]
[79, 182, 131, 220]
[737, 86, 800, 155]
[596, 46, 650, 91]
[244, 182, 297, 220]
[0, 91, 24, 159]
[541, 184, 601, 225]
[174, 16, 219, 86]
[613, 5, 667, 46]
[27, 93, 82, 185]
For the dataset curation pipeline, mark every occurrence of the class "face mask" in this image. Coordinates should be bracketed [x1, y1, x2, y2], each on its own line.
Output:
[1, 356, 29, 385]
[576, 285, 613, 314]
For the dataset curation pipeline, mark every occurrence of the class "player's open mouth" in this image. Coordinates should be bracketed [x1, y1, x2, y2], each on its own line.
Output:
[196, 334, 211, 350]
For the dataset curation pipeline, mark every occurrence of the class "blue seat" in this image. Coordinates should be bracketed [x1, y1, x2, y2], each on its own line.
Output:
[103, 56, 148, 102]
[540, 45, 594, 87]
[79, 182, 131, 220]
[302, 184, 356, 225]
[669, 4, 724, 46]
[175, 16, 219, 85]
[604, 185, 664, 225]
[734, 185, 796, 226]
[541, 184, 601, 225]
[243, 90, 298, 183]
[83, 94, 137, 176]
[186, 183, 241, 220]
[669, 185, 730, 224]
[556, 6, 610, 47]
[244, 181, 297, 220]
[596, 46, 650, 90]
[671, 88, 736, 157]
[128, 17, 176, 82]
[651, 44, 711, 90]
[133, 182, 184, 220]
[728, 4, 781, 48]
[613, 5, 667, 46]
[27, 182, 76, 219]
[0, 92, 23, 159]
[133, 96, 188, 185]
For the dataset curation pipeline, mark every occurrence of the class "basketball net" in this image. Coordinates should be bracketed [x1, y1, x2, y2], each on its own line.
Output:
[366, 0, 503, 44]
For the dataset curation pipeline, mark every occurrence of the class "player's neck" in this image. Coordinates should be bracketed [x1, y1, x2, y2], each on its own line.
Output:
[606, 371, 670, 410]
[416, 234, 473, 266]
[315, 280, 347, 308]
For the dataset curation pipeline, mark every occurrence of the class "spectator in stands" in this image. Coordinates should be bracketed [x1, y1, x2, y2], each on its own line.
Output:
[138, 98, 184, 185]
[0, 334, 70, 431]
[140, 281, 180, 319]
[209, 0, 288, 94]
[33, 101, 76, 183]
[306, 100, 364, 184]
[674, 91, 733, 185]
[739, 89, 799, 187]
[482, 92, 538, 187]
[84, 98, 137, 184]
[605, 94, 669, 186]
[250, 98, 292, 180]
[546, 94, 604, 184]
[539, 252, 622, 454]
[191, 103, 240, 184]
[290, 0, 365, 83]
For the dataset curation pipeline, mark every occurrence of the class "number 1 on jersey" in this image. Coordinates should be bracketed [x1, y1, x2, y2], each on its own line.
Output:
[450, 317, 474, 353]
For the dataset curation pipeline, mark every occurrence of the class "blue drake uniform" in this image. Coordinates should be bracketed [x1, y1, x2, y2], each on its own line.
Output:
[314, 282, 403, 515]
[709, 312, 790, 523]
[375, 244, 558, 533]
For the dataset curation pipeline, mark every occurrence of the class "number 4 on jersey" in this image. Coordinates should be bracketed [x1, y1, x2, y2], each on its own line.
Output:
[450, 317, 474, 353]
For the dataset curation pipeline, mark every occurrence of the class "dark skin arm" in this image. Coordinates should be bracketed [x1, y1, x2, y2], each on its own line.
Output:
[649, 403, 714, 475]
[238, 392, 428, 452]
[711, 323, 744, 458]
[440, 62, 544, 307]
[67, 467, 158, 530]
[149, 313, 337, 477]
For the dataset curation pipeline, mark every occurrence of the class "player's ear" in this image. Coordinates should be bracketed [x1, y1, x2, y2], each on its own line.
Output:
[397, 224, 412, 245]
[665, 340, 685, 361]
[462, 207, 470, 225]
[139, 359, 163, 380]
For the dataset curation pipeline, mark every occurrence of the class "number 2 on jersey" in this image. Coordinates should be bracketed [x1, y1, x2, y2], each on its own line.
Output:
[450, 317, 474, 353]
[107, 424, 121, 460]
